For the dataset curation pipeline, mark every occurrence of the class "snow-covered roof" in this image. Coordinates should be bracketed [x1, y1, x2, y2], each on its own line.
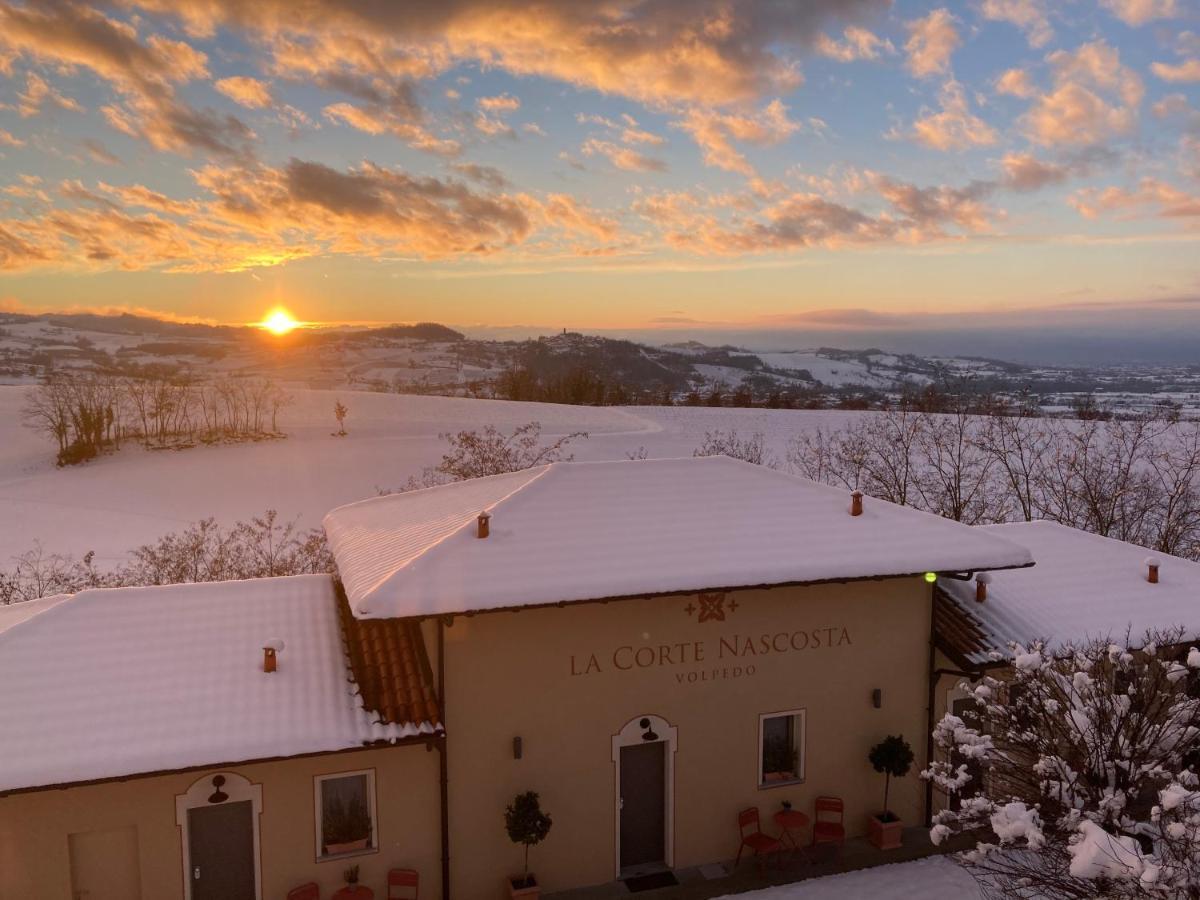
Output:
[939, 521, 1200, 664]
[324, 457, 1034, 619]
[0, 574, 438, 795]
[0, 593, 72, 636]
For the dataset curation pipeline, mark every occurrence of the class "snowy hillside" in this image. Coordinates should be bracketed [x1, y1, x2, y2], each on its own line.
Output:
[0, 386, 867, 565]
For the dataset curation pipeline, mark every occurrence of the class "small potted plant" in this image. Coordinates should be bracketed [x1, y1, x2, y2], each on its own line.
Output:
[342, 865, 363, 896]
[868, 735, 914, 850]
[505, 791, 552, 897]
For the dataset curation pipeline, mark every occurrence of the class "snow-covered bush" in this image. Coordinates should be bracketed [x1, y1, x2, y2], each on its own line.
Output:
[0, 510, 332, 603]
[926, 630, 1200, 898]
[384, 421, 587, 493]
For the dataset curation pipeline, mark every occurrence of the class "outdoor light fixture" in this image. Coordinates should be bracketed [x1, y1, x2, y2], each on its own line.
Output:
[924, 572, 938, 583]
[640, 717, 659, 742]
[512, 736, 523, 760]
[872, 689, 882, 709]
[207, 775, 228, 804]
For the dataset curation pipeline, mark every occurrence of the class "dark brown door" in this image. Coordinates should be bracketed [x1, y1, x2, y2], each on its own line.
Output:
[620, 741, 666, 871]
[188, 801, 255, 900]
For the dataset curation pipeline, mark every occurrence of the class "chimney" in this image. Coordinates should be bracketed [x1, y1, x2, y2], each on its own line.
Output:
[975, 572, 992, 603]
[1145, 556, 1160, 584]
[262, 639, 284, 673]
[850, 491, 864, 517]
[477, 511, 491, 539]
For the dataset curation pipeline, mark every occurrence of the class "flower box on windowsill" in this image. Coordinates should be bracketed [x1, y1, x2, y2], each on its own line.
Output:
[868, 814, 904, 850]
[323, 838, 370, 857]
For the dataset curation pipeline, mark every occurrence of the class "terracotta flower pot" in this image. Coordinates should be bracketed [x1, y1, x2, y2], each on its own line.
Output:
[508, 874, 540, 898]
[868, 814, 904, 850]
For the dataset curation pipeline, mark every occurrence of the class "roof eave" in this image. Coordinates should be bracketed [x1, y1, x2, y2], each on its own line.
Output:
[0, 732, 442, 799]
[360, 558, 1037, 622]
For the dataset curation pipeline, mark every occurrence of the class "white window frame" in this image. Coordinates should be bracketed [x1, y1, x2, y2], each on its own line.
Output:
[757, 708, 806, 788]
[313, 768, 379, 863]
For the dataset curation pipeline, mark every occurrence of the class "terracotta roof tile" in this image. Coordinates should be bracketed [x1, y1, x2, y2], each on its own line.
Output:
[336, 583, 441, 728]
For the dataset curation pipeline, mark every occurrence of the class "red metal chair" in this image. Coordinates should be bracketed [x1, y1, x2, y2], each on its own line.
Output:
[286, 885, 319, 900]
[811, 796, 846, 853]
[387, 868, 419, 899]
[734, 807, 783, 870]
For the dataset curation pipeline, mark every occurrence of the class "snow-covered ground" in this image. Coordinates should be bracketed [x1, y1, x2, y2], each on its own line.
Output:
[714, 856, 980, 899]
[0, 386, 869, 565]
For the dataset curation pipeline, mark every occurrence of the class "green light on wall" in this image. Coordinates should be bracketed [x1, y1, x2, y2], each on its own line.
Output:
[924, 572, 938, 583]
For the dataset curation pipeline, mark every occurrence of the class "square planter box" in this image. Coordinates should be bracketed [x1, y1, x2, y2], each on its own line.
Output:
[868, 814, 904, 850]
[508, 875, 540, 898]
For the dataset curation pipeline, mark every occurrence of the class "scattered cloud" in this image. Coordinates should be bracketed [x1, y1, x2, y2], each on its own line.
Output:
[815, 26, 895, 62]
[1152, 59, 1200, 83]
[1070, 178, 1200, 218]
[0, 2, 253, 159]
[1023, 40, 1144, 146]
[996, 68, 1037, 99]
[17, 72, 83, 117]
[214, 76, 273, 109]
[980, 0, 1054, 48]
[998, 151, 1069, 191]
[905, 80, 999, 151]
[323, 103, 461, 156]
[675, 100, 800, 177]
[1099, 0, 1181, 26]
[581, 139, 667, 173]
[904, 8, 960, 79]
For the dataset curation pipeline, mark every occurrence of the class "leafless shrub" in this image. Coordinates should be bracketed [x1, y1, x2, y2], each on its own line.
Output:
[693, 429, 775, 467]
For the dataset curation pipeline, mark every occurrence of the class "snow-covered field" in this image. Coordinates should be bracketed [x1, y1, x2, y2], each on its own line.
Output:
[0, 386, 868, 565]
[714, 856, 980, 900]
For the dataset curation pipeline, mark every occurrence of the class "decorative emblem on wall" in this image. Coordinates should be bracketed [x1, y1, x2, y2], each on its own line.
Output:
[684, 592, 738, 623]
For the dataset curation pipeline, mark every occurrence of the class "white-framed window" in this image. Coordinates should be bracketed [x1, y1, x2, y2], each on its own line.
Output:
[314, 769, 378, 861]
[758, 709, 806, 787]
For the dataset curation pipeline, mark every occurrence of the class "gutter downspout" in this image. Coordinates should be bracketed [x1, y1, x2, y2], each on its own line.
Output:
[437, 617, 450, 900]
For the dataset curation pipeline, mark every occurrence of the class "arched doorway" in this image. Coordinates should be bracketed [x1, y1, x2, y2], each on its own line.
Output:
[175, 772, 262, 900]
[611, 714, 677, 878]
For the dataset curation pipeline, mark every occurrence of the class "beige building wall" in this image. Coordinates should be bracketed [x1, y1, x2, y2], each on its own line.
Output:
[441, 576, 935, 897]
[0, 744, 441, 900]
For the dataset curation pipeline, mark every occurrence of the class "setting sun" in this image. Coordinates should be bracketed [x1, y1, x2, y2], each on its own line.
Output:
[259, 308, 299, 336]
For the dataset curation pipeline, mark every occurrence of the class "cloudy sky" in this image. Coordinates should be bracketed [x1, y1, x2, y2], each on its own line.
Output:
[0, 0, 1198, 348]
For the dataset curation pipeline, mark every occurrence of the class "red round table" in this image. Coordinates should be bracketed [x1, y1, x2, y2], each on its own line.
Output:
[332, 888, 374, 900]
[773, 808, 811, 852]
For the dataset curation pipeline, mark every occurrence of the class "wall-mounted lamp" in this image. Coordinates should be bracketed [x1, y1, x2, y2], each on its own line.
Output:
[872, 689, 882, 709]
[640, 717, 659, 741]
[512, 736, 523, 760]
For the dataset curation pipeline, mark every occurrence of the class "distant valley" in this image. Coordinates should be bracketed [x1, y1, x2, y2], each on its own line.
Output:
[2, 311, 1198, 416]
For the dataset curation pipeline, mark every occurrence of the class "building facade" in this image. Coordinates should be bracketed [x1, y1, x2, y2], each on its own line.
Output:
[1, 458, 1042, 899]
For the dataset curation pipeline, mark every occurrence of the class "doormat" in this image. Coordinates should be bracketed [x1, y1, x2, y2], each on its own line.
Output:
[623, 871, 680, 892]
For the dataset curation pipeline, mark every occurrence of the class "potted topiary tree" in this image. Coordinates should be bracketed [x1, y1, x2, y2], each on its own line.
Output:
[505, 791, 552, 897]
[867, 734, 914, 850]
